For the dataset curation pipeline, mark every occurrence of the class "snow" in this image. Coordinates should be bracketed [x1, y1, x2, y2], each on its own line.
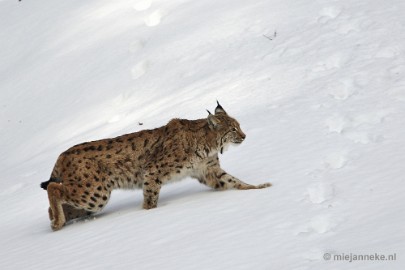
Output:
[1, 0, 404, 269]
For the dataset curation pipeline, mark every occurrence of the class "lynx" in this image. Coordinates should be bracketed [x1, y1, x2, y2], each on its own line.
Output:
[41, 102, 271, 231]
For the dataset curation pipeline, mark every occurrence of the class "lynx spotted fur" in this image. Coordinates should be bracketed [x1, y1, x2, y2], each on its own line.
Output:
[41, 102, 271, 231]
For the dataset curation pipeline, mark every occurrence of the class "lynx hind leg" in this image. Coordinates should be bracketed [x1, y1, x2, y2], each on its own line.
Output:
[48, 205, 92, 222]
[63, 204, 92, 221]
[47, 182, 66, 231]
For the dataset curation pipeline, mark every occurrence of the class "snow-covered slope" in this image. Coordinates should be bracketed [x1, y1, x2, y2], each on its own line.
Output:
[1, 0, 404, 269]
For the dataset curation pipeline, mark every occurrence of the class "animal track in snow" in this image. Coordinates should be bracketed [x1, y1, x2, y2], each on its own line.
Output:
[335, 21, 360, 35]
[326, 110, 390, 144]
[350, 111, 390, 126]
[131, 60, 148, 79]
[325, 114, 346, 133]
[133, 0, 152, 11]
[307, 215, 336, 234]
[105, 94, 132, 123]
[129, 40, 145, 53]
[307, 182, 335, 204]
[375, 45, 402, 59]
[327, 79, 355, 100]
[144, 10, 165, 27]
[302, 249, 325, 262]
[295, 215, 337, 235]
[324, 151, 347, 169]
[317, 6, 342, 24]
[312, 52, 347, 72]
[341, 130, 383, 144]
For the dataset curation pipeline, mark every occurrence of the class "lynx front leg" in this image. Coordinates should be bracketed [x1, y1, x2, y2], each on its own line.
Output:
[142, 177, 162, 210]
[199, 168, 271, 190]
[234, 181, 272, 190]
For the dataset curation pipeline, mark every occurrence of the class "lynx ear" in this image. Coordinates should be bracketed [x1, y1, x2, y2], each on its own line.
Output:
[215, 100, 227, 115]
[207, 111, 220, 129]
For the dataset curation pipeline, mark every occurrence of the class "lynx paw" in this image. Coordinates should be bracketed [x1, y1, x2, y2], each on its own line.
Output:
[143, 202, 158, 210]
[257, 182, 272, 189]
[51, 220, 64, 231]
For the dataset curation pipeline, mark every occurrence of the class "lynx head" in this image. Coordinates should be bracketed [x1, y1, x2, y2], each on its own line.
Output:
[207, 101, 246, 154]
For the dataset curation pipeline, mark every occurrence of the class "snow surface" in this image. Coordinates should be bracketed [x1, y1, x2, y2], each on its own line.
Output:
[1, 0, 405, 269]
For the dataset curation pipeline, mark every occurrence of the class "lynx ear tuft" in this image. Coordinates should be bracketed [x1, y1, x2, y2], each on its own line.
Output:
[215, 101, 227, 115]
[207, 114, 220, 129]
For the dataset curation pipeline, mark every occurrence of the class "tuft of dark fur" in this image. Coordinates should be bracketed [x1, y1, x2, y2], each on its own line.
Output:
[40, 178, 60, 190]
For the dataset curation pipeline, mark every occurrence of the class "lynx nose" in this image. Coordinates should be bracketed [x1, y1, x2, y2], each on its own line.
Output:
[240, 132, 246, 140]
